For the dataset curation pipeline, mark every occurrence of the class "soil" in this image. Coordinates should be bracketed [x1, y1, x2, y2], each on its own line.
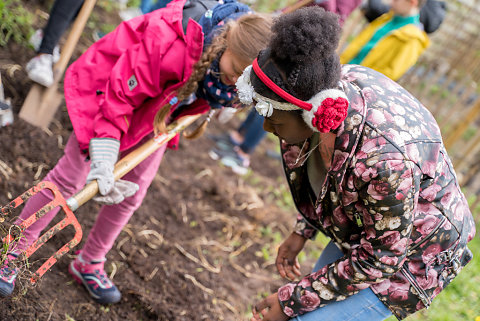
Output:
[0, 1, 319, 320]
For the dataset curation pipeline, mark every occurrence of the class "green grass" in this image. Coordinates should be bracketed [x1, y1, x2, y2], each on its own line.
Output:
[0, 0, 34, 47]
[251, 0, 297, 13]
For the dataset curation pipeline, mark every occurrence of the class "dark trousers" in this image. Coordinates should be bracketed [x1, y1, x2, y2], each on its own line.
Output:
[38, 0, 85, 54]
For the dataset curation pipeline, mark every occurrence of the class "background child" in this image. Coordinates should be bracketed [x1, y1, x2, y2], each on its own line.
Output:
[362, 0, 447, 34]
[0, 0, 271, 304]
[26, 0, 86, 87]
[208, 0, 363, 175]
[0, 72, 13, 127]
[280, 0, 362, 25]
[340, 0, 430, 81]
[234, 7, 475, 321]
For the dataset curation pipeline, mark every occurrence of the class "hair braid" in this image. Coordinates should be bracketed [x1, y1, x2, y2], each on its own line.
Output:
[153, 30, 227, 135]
[154, 13, 272, 137]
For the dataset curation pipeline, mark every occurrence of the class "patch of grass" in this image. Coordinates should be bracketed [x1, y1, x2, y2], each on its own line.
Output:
[88, 0, 123, 36]
[260, 180, 294, 212]
[127, 0, 141, 8]
[252, 0, 298, 13]
[0, 0, 34, 47]
[244, 170, 263, 187]
[100, 305, 110, 313]
[65, 314, 76, 321]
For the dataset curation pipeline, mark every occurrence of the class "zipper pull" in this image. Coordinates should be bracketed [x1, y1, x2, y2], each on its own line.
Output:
[315, 197, 321, 209]
[354, 212, 363, 227]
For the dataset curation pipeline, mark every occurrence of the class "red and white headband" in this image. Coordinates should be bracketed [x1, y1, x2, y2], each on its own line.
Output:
[235, 58, 349, 133]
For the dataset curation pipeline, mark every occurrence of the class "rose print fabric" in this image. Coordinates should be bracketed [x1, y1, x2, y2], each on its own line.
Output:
[278, 65, 476, 320]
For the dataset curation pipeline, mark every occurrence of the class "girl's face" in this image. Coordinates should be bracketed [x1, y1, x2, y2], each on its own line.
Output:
[391, 0, 415, 16]
[263, 109, 314, 144]
[219, 48, 251, 86]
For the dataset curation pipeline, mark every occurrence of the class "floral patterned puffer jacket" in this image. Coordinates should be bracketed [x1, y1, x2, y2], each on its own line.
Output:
[277, 65, 476, 320]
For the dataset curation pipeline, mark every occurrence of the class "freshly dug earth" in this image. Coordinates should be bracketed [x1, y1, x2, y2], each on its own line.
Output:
[0, 1, 321, 320]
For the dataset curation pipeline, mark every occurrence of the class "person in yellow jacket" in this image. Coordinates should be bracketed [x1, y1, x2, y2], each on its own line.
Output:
[340, 0, 430, 81]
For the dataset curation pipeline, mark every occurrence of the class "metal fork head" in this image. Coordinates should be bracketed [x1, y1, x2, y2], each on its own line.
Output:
[1, 181, 82, 283]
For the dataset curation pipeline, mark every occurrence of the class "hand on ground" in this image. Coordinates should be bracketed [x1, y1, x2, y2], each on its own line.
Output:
[251, 293, 289, 321]
[276, 232, 307, 281]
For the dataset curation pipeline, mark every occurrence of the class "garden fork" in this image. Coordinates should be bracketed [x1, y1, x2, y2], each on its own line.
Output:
[0, 114, 201, 284]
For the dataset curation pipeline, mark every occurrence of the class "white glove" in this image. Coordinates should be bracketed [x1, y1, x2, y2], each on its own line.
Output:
[86, 138, 139, 205]
[92, 179, 139, 205]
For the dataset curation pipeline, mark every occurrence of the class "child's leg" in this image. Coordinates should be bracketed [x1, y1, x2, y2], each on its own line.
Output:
[237, 108, 263, 138]
[238, 110, 266, 154]
[147, 0, 172, 12]
[312, 241, 344, 272]
[80, 143, 167, 262]
[293, 287, 391, 321]
[38, 0, 85, 55]
[14, 134, 89, 251]
[293, 241, 392, 321]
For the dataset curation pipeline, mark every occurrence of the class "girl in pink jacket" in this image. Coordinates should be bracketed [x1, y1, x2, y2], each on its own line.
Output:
[0, 0, 271, 303]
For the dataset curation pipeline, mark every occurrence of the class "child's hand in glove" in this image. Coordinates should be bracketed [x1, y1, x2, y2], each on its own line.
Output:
[86, 138, 139, 205]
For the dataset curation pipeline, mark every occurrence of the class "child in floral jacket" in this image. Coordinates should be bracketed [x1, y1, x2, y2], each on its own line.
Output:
[0, 0, 272, 304]
[235, 8, 476, 321]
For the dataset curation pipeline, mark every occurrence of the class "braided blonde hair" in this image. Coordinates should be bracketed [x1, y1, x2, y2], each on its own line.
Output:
[154, 13, 272, 137]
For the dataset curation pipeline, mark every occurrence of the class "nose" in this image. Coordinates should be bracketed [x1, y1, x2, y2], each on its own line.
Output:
[263, 119, 275, 133]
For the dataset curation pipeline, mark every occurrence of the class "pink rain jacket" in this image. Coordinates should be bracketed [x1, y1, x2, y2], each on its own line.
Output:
[64, 0, 208, 153]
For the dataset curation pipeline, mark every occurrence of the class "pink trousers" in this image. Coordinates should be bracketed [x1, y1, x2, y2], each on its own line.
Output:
[15, 133, 166, 262]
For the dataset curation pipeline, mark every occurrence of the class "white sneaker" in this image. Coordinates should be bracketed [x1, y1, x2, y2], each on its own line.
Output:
[29, 29, 60, 63]
[0, 100, 14, 127]
[119, 7, 143, 21]
[26, 54, 54, 87]
[29, 29, 42, 50]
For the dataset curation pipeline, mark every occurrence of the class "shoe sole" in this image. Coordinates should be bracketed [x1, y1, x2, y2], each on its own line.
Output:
[209, 150, 248, 175]
[68, 262, 120, 304]
[27, 73, 53, 87]
[208, 150, 220, 161]
[220, 158, 248, 175]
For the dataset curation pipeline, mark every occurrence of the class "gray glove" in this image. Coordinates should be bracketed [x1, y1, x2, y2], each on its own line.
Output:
[86, 138, 139, 205]
[92, 179, 139, 205]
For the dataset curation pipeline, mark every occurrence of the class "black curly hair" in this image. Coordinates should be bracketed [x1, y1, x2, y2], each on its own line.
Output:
[251, 7, 342, 102]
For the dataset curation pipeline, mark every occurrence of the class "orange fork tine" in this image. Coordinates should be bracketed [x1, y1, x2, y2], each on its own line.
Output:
[1, 181, 82, 284]
[0, 114, 201, 284]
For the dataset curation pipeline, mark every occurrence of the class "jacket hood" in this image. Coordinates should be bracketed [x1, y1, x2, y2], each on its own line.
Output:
[391, 23, 430, 48]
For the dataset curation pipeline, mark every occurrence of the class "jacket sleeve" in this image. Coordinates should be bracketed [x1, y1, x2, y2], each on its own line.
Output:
[339, 22, 376, 64]
[278, 159, 417, 318]
[93, 20, 183, 140]
[294, 213, 319, 240]
[371, 37, 428, 81]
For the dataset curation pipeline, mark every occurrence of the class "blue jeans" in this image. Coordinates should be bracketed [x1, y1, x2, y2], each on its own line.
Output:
[293, 242, 392, 321]
[39, 0, 85, 54]
[238, 108, 266, 154]
[140, 0, 171, 13]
